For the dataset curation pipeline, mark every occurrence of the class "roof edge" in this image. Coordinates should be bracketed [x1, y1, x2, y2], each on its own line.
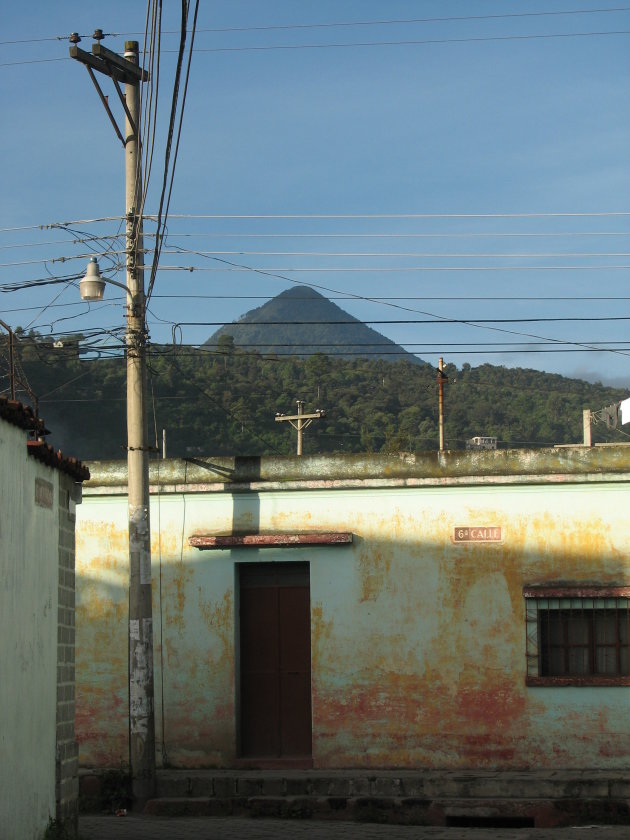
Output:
[84, 446, 630, 489]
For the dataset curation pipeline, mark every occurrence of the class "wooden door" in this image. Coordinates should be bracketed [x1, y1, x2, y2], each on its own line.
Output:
[239, 563, 312, 758]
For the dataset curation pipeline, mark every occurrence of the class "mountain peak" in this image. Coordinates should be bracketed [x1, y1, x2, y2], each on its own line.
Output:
[205, 286, 423, 364]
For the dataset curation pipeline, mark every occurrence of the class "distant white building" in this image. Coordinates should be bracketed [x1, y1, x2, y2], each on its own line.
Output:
[466, 435, 498, 450]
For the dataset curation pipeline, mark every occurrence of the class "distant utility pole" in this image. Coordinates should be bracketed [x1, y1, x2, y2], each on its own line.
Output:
[437, 357, 448, 452]
[70, 32, 155, 803]
[0, 320, 15, 399]
[583, 409, 592, 447]
[275, 400, 325, 455]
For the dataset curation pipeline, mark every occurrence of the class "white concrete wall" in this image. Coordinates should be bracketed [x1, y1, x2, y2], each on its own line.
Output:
[0, 420, 59, 839]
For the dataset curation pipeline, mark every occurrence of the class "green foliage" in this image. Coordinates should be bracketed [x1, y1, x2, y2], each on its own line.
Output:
[7, 332, 629, 460]
[42, 818, 70, 840]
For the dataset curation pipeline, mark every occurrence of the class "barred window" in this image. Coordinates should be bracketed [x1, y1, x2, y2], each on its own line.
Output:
[524, 587, 630, 686]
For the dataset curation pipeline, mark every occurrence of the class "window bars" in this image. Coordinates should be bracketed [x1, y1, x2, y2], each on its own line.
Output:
[524, 587, 630, 686]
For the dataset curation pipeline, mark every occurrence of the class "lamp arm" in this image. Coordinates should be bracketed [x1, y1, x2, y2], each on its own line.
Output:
[101, 275, 133, 295]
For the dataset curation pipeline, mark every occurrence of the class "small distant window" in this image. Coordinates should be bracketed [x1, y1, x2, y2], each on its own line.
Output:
[524, 587, 630, 686]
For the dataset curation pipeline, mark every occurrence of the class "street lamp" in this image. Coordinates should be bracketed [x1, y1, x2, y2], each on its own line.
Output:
[72, 38, 156, 805]
[79, 257, 106, 301]
[80, 257, 133, 301]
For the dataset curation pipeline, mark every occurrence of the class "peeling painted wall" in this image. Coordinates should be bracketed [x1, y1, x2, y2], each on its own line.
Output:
[76, 450, 630, 770]
[1, 420, 58, 838]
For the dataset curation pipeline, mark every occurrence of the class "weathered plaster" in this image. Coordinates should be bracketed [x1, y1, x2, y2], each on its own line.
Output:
[76, 449, 630, 771]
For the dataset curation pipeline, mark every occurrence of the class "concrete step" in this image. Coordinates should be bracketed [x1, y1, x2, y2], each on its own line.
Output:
[154, 768, 630, 802]
[144, 795, 434, 823]
[80, 769, 630, 828]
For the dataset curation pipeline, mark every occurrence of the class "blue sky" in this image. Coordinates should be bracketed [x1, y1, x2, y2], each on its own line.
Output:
[2, 1, 630, 386]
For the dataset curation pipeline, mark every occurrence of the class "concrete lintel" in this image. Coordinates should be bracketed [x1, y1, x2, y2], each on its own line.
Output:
[189, 532, 353, 550]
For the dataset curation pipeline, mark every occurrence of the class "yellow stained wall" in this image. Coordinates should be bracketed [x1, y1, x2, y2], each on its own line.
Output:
[76, 474, 630, 770]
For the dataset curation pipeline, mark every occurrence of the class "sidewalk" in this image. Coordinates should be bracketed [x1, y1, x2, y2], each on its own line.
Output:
[79, 814, 630, 840]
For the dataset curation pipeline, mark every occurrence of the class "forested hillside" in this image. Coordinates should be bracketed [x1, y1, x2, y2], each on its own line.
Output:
[7, 331, 628, 461]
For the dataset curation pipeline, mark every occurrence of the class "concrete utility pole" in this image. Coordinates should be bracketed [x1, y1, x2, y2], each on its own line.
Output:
[275, 400, 325, 455]
[70, 35, 155, 803]
[437, 357, 448, 452]
[0, 320, 16, 399]
[583, 409, 592, 447]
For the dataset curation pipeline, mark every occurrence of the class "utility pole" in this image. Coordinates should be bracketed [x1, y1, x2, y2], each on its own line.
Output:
[583, 409, 592, 447]
[0, 320, 15, 400]
[275, 400, 325, 455]
[437, 357, 448, 452]
[70, 35, 155, 803]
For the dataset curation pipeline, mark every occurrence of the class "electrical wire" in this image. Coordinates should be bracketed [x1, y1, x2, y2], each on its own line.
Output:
[185, 29, 630, 54]
[145, 0, 200, 305]
[139, 0, 162, 221]
[0, 210, 626, 234]
[3, 7, 630, 46]
[40, 342, 630, 359]
[149, 248, 630, 258]
[8, 26, 630, 67]
[10, 230, 630, 248]
[157, 212, 630, 219]
[171, 317, 630, 325]
[148, 242, 630, 365]
[149, 263, 630, 273]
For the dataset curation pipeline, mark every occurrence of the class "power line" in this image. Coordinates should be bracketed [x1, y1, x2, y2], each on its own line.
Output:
[6, 294, 630, 319]
[165, 7, 630, 33]
[193, 340, 630, 349]
[152, 264, 630, 272]
[141, 231, 630, 239]
[1, 210, 628, 236]
[173, 316, 630, 326]
[5, 253, 630, 271]
[27, 343, 630, 358]
[4, 26, 630, 68]
[3, 7, 630, 46]
[153, 248, 630, 258]
[6, 229, 630, 256]
[159, 248, 630, 363]
[158, 212, 630, 219]
[150, 295, 630, 302]
[186, 29, 630, 54]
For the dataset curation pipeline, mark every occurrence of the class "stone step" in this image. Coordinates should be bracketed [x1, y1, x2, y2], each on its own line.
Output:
[154, 769, 630, 802]
[142, 793, 630, 828]
[80, 769, 630, 827]
[143, 795, 432, 823]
